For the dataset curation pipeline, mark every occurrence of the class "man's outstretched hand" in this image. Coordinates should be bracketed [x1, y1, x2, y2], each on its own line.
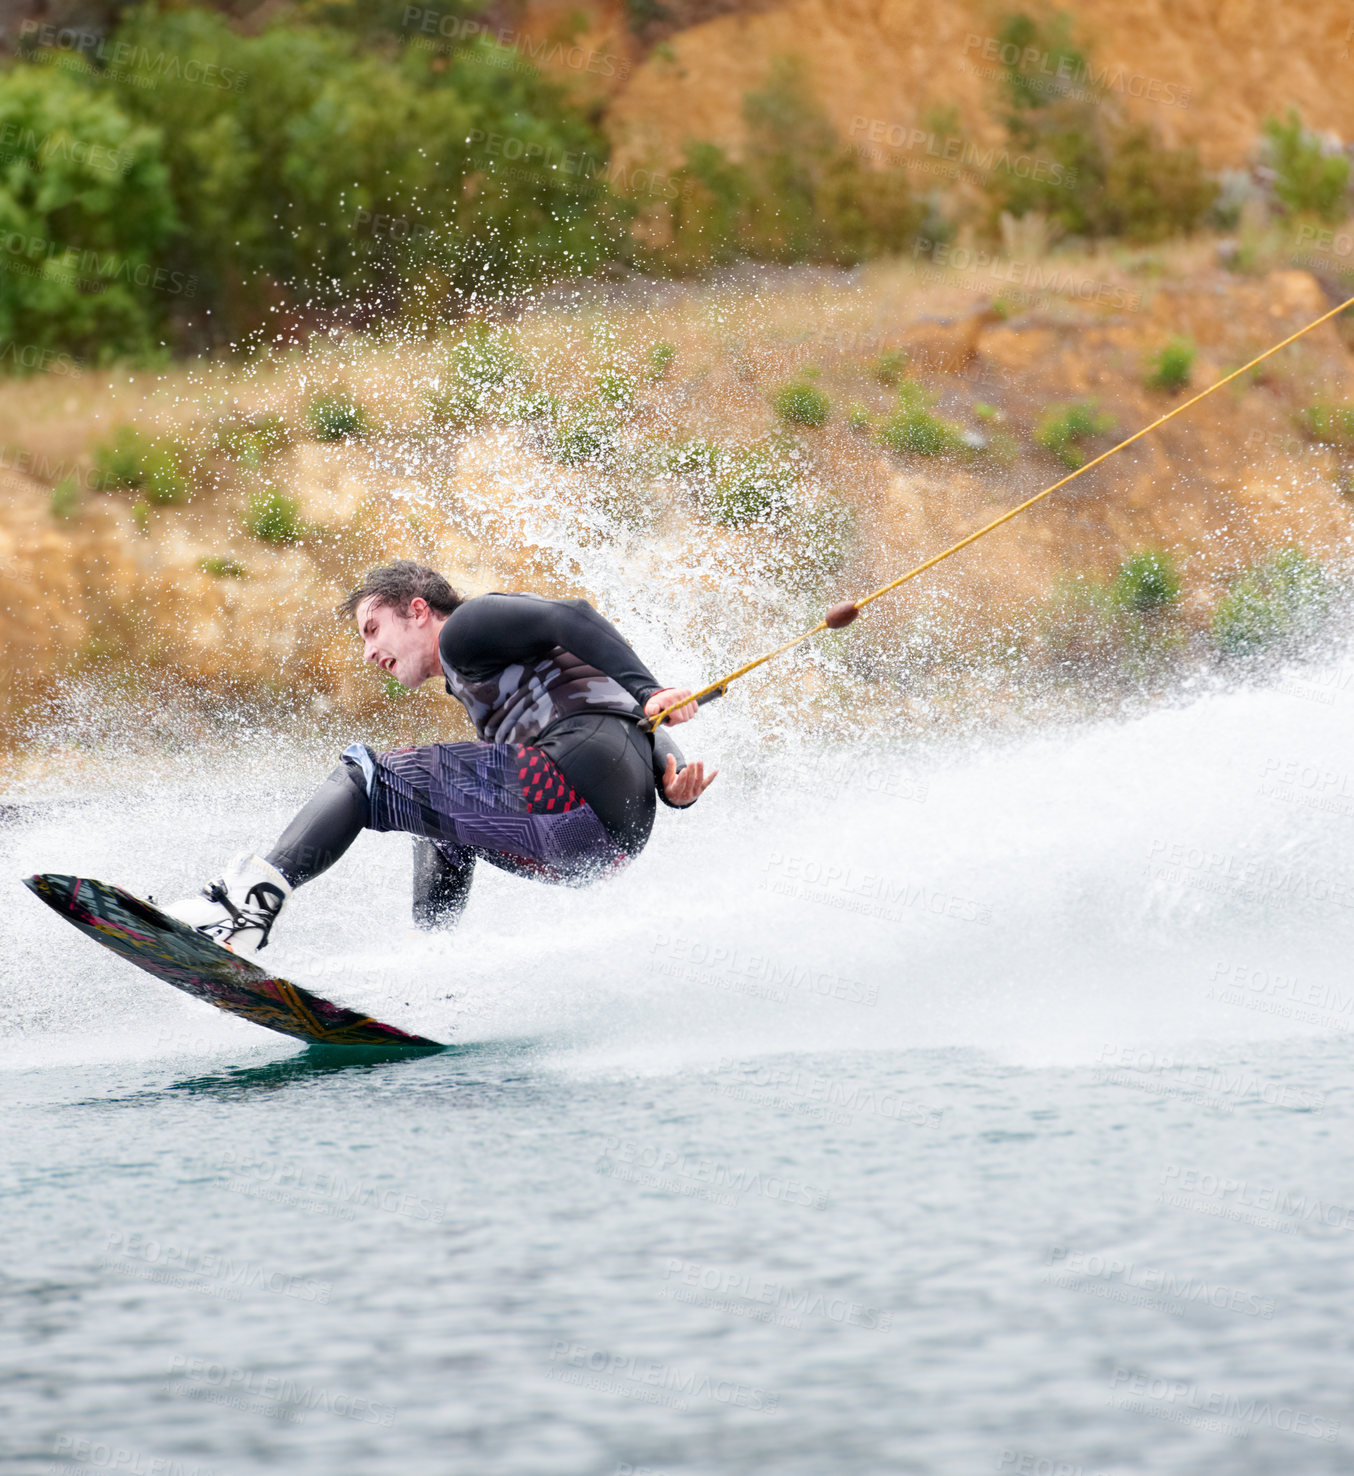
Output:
[662, 753, 718, 807]
[644, 688, 698, 725]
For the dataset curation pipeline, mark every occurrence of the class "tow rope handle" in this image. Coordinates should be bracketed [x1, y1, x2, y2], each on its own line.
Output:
[639, 603, 859, 733]
[639, 685, 727, 733]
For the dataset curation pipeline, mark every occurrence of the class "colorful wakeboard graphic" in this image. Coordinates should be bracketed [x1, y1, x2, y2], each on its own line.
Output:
[24, 873, 441, 1048]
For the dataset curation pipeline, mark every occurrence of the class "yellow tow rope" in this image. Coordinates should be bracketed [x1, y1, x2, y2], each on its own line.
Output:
[642, 290, 1354, 732]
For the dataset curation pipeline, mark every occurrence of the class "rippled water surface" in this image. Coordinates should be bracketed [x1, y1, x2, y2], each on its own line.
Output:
[5, 647, 1354, 1475]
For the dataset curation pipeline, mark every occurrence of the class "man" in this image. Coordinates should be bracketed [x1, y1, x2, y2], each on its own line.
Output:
[167, 561, 716, 953]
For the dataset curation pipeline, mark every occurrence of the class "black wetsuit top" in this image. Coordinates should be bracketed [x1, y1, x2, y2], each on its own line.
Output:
[438, 593, 686, 848]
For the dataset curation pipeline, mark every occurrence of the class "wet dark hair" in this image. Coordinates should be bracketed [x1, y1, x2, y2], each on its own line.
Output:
[338, 561, 462, 620]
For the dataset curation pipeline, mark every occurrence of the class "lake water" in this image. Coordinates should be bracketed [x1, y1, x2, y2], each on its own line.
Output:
[4, 646, 1353, 1475]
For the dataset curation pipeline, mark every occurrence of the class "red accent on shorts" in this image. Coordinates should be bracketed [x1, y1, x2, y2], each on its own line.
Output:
[519, 746, 582, 815]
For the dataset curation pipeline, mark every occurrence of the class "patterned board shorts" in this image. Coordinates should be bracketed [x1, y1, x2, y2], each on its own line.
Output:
[342, 740, 629, 885]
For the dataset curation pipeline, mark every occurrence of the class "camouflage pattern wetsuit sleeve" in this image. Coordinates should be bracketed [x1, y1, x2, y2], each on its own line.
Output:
[437, 592, 665, 746]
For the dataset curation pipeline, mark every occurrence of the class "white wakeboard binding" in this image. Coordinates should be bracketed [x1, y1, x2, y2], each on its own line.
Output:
[163, 853, 292, 956]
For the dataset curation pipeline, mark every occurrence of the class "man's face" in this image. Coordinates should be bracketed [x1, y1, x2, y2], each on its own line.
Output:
[356, 596, 438, 689]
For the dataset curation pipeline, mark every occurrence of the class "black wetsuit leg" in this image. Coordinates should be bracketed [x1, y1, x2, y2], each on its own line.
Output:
[411, 838, 475, 929]
[264, 757, 370, 887]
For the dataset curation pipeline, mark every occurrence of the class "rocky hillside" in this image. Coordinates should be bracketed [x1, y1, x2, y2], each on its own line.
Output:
[500, 0, 1354, 175]
[3, 240, 1352, 764]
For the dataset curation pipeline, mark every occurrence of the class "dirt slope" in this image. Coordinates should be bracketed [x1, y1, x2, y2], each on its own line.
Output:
[554, 0, 1354, 174]
[3, 245, 1352, 760]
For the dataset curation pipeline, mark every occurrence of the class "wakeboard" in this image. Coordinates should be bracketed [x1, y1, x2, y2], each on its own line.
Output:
[24, 873, 441, 1048]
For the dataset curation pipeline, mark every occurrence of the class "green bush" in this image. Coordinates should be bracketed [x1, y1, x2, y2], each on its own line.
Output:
[0, 67, 177, 364]
[878, 382, 965, 456]
[596, 366, 638, 410]
[513, 389, 559, 423]
[878, 409, 963, 457]
[0, 6, 633, 358]
[200, 555, 248, 578]
[1040, 555, 1188, 674]
[1145, 338, 1195, 393]
[308, 392, 368, 442]
[874, 349, 908, 386]
[647, 342, 676, 380]
[428, 327, 528, 427]
[217, 413, 290, 468]
[847, 402, 872, 433]
[1212, 548, 1331, 654]
[1034, 400, 1116, 468]
[773, 380, 831, 427]
[93, 427, 190, 504]
[989, 14, 1216, 242]
[1263, 110, 1351, 222]
[1299, 404, 1354, 445]
[50, 476, 81, 520]
[1111, 551, 1181, 612]
[706, 447, 798, 526]
[662, 439, 722, 477]
[244, 485, 306, 543]
[547, 400, 617, 465]
[1099, 126, 1218, 243]
[665, 56, 923, 269]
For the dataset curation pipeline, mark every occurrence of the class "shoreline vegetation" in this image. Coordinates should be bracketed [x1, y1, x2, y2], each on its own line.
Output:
[0, 5, 1348, 360]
